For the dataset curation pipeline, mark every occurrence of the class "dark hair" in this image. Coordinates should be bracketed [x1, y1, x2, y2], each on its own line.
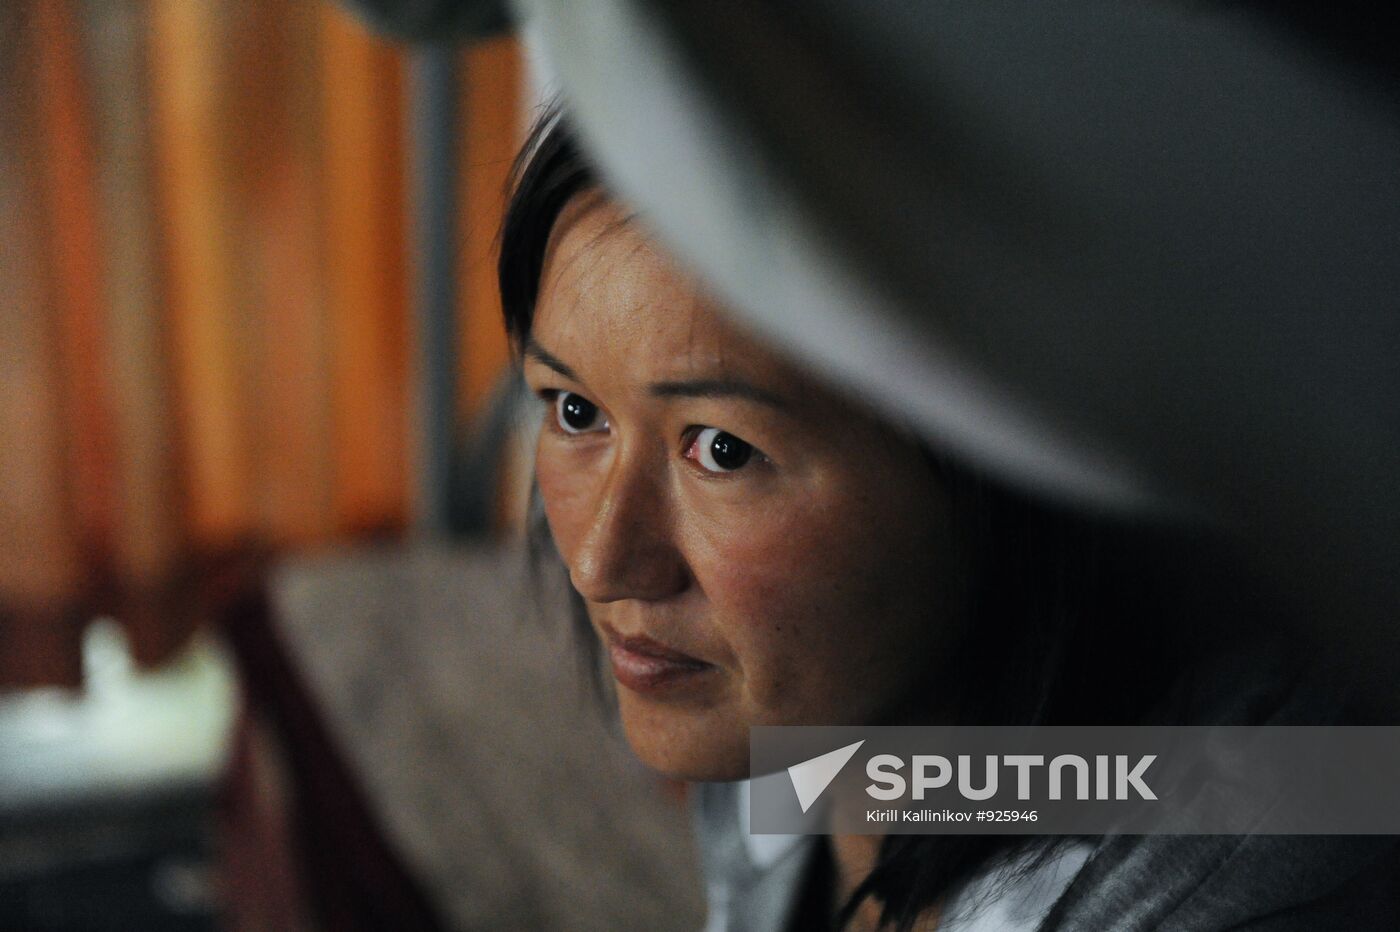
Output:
[499, 105, 593, 355]
[497, 103, 1237, 931]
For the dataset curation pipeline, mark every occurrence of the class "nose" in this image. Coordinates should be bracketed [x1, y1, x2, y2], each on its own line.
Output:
[569, 447, 690, 603]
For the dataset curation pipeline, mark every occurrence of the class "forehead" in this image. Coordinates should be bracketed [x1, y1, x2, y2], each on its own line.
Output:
[533, 197, 797, 381]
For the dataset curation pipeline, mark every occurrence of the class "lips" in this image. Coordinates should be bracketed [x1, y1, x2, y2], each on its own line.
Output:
[602, 628, 714, 694]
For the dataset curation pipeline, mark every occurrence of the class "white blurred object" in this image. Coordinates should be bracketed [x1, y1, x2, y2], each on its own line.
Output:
[0, 620, 239, 810]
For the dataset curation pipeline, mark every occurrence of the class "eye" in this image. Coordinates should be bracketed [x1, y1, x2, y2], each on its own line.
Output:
[684, 426, 758, 473]
[553, 391, 608, 434]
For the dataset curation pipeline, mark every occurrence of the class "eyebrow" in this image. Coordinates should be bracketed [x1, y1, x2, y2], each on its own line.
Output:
[523, 336, 793, 412]
[523, 337, 580, 382]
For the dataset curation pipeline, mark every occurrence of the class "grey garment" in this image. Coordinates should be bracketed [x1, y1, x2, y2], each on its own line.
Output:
[1044, 834, 1400, 931]
[692, 646, 1400, 931]
[692, 790, 1400, 932]
[942, 843, 1093, 931]
[1042, 647, 1400, 931]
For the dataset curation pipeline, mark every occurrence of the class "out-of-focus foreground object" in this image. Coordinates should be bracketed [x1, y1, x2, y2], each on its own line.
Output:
[511, 0, 1400, 712]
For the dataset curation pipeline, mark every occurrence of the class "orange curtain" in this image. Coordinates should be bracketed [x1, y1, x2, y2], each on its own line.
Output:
[0, 0, 521, 688]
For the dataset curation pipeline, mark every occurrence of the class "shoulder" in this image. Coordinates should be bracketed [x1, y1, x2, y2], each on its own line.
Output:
[1042, 834, 1400, 931]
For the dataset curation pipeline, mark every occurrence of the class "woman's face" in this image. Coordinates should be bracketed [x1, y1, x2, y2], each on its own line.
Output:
[525, 196, 964, 781]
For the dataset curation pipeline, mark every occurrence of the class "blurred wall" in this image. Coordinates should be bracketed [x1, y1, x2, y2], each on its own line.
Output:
[0, 0, 522, 688]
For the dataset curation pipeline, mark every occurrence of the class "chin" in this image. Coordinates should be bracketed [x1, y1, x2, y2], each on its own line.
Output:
[615, 692, 750, 782]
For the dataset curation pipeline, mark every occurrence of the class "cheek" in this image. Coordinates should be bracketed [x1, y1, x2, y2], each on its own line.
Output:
[684, 479, 950, 721]
[686, 497, 825, 602]
[696, 489, 902, 613]
[688, 502, 886, 688]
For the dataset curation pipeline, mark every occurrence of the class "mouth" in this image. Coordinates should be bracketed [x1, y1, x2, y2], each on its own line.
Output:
[601, 627, 715, 694]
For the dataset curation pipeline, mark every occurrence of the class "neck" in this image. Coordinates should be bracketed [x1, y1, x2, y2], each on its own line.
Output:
[826, 816, 944, 931]
[830, 832, 885, 930]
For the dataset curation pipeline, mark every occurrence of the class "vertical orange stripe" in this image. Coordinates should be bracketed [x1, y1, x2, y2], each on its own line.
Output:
[80, 0, 183, 593]
[0, 3, 86, 686]
[147, 0, 252, 544]
[31, 0, 118, 571]
[0, 56, 80, 602]
[228, 0, 336, 546]
[319, 4, 410, 536]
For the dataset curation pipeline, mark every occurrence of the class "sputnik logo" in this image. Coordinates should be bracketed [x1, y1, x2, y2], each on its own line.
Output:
[788, 740, 866, 813]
